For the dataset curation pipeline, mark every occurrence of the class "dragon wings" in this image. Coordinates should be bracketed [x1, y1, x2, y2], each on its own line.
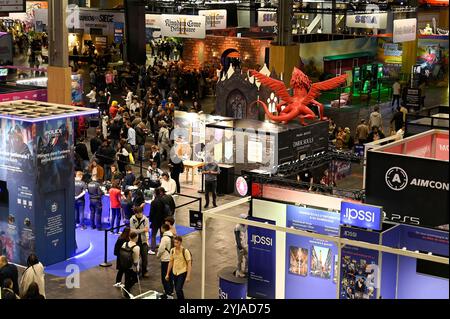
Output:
[250, 70, 293, 104]
[250, 69, 348, 105]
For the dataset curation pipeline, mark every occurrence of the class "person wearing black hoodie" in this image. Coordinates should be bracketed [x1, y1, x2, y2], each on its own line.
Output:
[113, 227, 131, 287]
[109, 119, 122, 150]
[96, 139, 116, 182]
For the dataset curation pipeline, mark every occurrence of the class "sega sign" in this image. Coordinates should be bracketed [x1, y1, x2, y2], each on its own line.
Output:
[346, 13, 387, 29]
[340, 201, 383, 231]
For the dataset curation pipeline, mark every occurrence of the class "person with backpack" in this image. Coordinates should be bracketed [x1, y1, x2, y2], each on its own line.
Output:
[119, 232, 140, 298]
[113, 227, 131, 287]
[129, 207, 149, 278]
[157, 224, 174, 298]
[165, 236, 192, 300]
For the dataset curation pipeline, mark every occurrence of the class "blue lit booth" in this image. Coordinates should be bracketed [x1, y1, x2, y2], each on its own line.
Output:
[0, 100, 98, 265]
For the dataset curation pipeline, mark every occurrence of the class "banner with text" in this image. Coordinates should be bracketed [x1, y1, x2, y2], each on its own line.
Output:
[258, 11, 277, 27]
[247, 217, 276, 299]
[393, 18, 417, 43]
[160, 14, 206, 39]
[198, 9, 227, 30]
[346, 13, 387, 29]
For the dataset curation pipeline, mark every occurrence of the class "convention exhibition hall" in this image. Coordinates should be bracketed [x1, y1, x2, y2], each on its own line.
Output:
[0, 0, 448, 303]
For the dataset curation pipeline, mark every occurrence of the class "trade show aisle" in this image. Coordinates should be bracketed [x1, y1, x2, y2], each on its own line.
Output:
[26, 187, 247, 299]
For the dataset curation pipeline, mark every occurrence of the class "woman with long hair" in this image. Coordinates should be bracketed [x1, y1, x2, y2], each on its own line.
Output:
[19, 254, 45, 298]
[113, 226, 131, 287]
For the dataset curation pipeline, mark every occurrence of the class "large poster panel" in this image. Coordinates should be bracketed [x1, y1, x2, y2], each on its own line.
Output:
[0, 119, 35, 265]
[339, 226, 380, 299]
[247, 217, 276, 299]
[285, 205, 339, 299]
[198, 10, 227, 30]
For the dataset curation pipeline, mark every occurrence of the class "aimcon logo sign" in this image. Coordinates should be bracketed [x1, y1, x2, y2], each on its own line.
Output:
[385, 167, 449, 192]
[251, 234, 273, 247]
[340, 201, 383, 231]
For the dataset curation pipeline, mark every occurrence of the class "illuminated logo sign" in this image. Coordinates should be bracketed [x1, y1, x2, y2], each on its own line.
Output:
[235, 177, 248, 197]
[341, 201, 383, 231]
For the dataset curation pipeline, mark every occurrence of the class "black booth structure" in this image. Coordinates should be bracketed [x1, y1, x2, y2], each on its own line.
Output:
[0, 100, 98, 266]
[205, 119, 329, 174]
[405, 105, 449, 137]
[365, 129, 449, 230]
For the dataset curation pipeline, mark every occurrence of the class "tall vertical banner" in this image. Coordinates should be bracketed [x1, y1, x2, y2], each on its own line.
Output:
[393, 19, 417, 43]
[160, 14, 206, 39]
[339, 226, 380, 299]
[198, 10, 227, 30]
[247, 217, 276, 299]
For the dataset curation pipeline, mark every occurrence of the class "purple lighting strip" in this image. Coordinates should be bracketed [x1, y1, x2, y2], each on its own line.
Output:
[0, 109, 99, 123]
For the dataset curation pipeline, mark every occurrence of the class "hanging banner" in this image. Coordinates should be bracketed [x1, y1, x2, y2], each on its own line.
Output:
[346, 13, 387, 29]
[393, 18, 417, 43]
[340, 201, 383, 231]
[257, 11, 277, 27]
[160, 14, 206, 39]
[145, 13, 161, 29]
[198, 9, 227, 30]
[247, 217, 276, 299]
[67, 9, 125, 37]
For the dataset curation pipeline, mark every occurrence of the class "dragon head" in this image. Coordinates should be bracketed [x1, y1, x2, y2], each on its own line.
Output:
[290, 67, 312, 90]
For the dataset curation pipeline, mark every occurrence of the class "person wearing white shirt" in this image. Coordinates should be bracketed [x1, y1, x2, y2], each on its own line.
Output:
[157, 224, 174, 298]
[146, 160, 163, 188]
[161, 172, 177, 195]
[391, 80, 401, 110]
[130, 98, 139, 114]
[125, 88, 133, 107]
[86, 86, 97, 108]
[126, 122, 136, 149]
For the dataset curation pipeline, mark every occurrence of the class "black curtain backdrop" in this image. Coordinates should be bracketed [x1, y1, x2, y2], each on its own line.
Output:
[125, 0, 146, 65]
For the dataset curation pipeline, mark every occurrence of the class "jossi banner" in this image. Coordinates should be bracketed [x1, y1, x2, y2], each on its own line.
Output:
[393, 18, 417, 43]
[160, 14, 206, 39]
[365, 151, 449, 229]
[340, 201, 383, 231]
[346, 13, 388, 29]
[285, 205, 340, 299]
[198, 10, 227, 30]
[340, 226, 380, 299]
[247, 216, 276, 299]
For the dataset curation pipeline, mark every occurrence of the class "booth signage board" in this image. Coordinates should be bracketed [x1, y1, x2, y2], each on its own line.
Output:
[189, 210, 202, 230]
[258, 11, 277, 27]
[219, 278, 247, 299]
[198, 9, 227, 30]
[393, 18, 417, 43]
[285, 205, 339, 299]
[160, 14, 206, 39]
[405, 88, 420, 110]
[365, 151, 449, 229]
[247, 217, 276, 299]
[339, 226, 380, 299]
[0, 0, 25, 12]
[67, 9, 125, 36]
[286, 204, 340, 237]
[278, 121, 329, 164]
[235, 176, 248, 197]
[145, 14, 161, 29]
[340, 201, 383, 231]
[346, 13, 388, 29]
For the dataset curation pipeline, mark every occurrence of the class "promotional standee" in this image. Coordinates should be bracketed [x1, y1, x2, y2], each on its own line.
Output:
[0, 100, 98, 266]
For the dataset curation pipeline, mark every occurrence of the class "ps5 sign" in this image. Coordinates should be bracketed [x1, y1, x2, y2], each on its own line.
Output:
[346, 13, 387, 29]
[160, 14, 206, 39]
[340, 201, 383, 231]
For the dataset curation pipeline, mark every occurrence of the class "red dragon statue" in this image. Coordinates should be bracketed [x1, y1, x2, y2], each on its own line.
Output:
[250, 67, 348, 125]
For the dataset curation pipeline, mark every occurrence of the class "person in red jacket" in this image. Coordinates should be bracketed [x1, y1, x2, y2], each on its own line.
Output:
[109, 181, 122, 234]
